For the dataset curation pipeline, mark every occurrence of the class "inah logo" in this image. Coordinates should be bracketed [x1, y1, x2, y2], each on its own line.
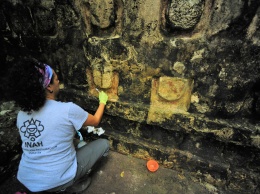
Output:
[20, 118, 44, 141]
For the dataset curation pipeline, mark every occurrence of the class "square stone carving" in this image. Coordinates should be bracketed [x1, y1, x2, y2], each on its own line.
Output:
[147, 77, 193, 123]
[87, 68, 119, 102]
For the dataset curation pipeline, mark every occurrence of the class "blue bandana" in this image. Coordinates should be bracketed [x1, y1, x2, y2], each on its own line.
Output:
[36, 63, 53, 88]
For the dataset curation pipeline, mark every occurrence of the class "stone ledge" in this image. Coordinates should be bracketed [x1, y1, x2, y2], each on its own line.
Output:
[61, 89, 260, 149]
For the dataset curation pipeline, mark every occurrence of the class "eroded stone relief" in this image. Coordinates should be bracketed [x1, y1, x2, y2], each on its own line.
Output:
[87, 67, 119, 102]
[77, 0, 123, 36]
[88, 0, 115, 29]
[166, 0, 205, 30]
[123, 0, 163, 43]
[84, 36, 130, 102]
[148, 77, 194, 123]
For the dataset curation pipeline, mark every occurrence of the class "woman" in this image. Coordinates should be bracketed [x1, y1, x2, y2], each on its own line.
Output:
[8, 57, 109, 193]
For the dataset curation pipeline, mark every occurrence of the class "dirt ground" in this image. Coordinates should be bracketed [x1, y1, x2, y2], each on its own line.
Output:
[0, 151, 217, 194]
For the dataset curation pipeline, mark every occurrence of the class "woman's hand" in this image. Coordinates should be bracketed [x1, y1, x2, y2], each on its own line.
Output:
[99, 91, 108, 105]
[83, 91, 108, 127]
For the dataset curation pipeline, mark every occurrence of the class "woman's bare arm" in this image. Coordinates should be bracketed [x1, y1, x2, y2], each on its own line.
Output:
[83, 103, 105, 126]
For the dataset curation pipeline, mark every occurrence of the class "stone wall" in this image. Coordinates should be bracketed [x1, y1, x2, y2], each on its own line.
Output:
[0, 0, 260, 193]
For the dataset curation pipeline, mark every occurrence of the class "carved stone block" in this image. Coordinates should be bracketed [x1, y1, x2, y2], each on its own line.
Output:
[166, 0, 204, 30]
[87, 68, 119, 102]
[148, 77, 194, 123]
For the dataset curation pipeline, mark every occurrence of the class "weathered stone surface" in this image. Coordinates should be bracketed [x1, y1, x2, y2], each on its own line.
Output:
[207, 0, 245, 36]
[0, 102, 21, 183]
[247, 6, 260, 46]
[172, 61, 186, 74]
[1, 0, 260, 193]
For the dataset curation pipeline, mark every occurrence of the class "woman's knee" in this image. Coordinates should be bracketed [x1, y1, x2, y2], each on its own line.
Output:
[98, 139, 110, 156]
[96, 138, 109, 147]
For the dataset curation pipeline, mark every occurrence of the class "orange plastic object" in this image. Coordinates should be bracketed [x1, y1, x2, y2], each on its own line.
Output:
[147, 160, 159, 172]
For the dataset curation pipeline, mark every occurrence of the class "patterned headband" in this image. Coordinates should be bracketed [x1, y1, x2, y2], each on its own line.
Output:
[35, 63, 53, 88]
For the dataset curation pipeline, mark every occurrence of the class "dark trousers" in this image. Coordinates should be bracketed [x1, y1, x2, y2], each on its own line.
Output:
[47, 138, 109, 192]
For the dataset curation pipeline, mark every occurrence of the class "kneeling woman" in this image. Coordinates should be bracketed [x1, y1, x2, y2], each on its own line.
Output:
[8, 58, 109, 193]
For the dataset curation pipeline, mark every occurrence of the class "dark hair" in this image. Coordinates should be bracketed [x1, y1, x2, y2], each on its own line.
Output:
[8, 57, 53, 112]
